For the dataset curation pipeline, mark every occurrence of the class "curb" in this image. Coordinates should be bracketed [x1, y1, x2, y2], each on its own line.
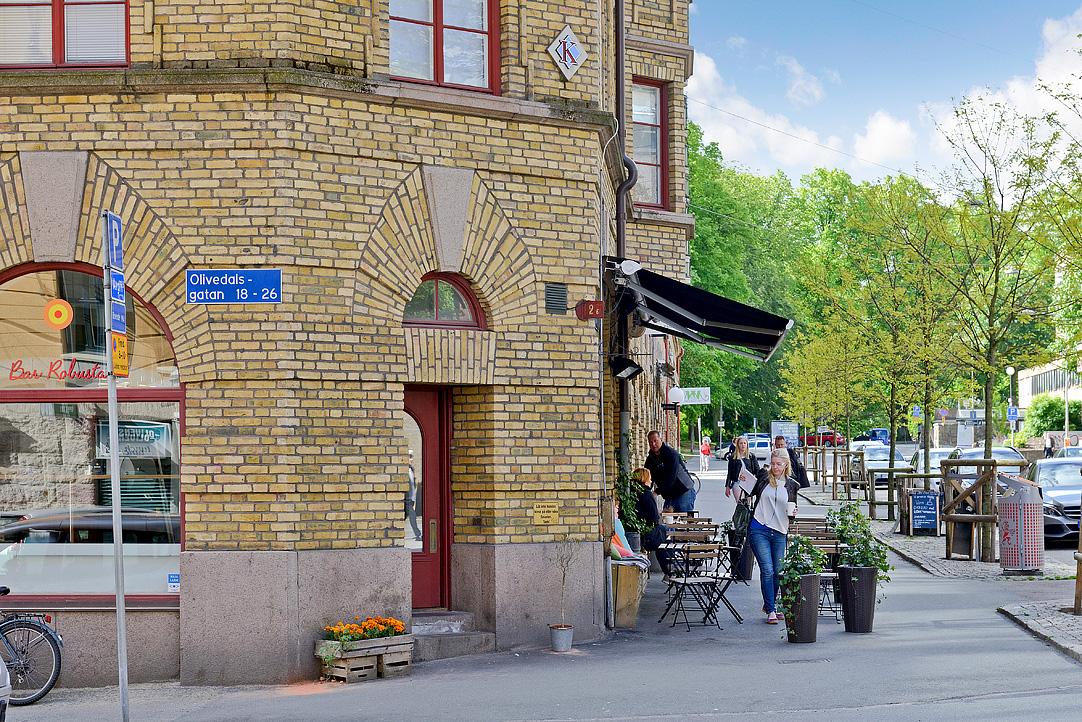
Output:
[870, 531, 939, 577]
[998, 603, 1082, 664]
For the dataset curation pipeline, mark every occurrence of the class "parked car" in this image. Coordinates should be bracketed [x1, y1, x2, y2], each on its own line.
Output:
[944, 446, 1027, 480]
[1053, 447, 1082, 458]
[854, 444, 909, 486]
[866, 428, 890, 444]
[800, 429, 847, 447]
[1024, 458, 1082, 540]
[747, 436, 772, 461]
[0, 509, 179, 544]
[908, 447, 955, 479]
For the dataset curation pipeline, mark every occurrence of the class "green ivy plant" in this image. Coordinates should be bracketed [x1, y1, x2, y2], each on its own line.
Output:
[826, 502, 869, 546]
[615, 468, 651, 534]
[839, 532, 892, 585]
[777, 534, 827, 621]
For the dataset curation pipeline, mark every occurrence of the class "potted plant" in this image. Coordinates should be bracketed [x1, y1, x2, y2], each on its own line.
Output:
[837, 528, 891, 633]
[549, 541, 577, 652]
[316, 615, 413, 682]
[778, 534, 827, 643]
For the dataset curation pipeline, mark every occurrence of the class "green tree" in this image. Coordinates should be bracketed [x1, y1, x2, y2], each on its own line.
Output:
[1022, 394, 1082, 438]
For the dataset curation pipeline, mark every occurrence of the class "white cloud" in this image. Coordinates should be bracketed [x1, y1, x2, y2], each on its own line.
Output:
[776, 55, 824, 107]
[726, 35, 747, 51]
[824, 68, 842, 85]
[853, 111, 916, 165]
[688, 53, 843, 176]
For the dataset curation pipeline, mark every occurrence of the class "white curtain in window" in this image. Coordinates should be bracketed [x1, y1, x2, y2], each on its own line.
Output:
[443, 28, 487, 87]
[0, 6, 53, 65]
[65, 4, 126, 63]
[390, 19, 434, 80]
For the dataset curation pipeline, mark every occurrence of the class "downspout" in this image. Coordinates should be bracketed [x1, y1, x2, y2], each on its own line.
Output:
[599, 0, 615, 632]
[615, 0, 638, 475]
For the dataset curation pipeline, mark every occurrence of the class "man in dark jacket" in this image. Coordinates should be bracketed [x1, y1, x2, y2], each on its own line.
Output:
[644, 430, 696, 512]
[774, 435, 809, 488]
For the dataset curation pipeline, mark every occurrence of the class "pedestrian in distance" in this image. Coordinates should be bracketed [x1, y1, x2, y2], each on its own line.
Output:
[632, 467, 673, 578]
[1045, 435, 1055, 458]
[738, 448, 800, 625]
[725, 436, 760, 498]
[644, 430, 697, 513]
[699, 436, 712, 472]
[774, 435, 809, 488]
[723, 435, 738, 461]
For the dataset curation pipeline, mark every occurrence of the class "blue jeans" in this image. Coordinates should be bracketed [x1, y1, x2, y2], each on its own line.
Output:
[747, 519, 788, 613]
[666, 488, 696, 513]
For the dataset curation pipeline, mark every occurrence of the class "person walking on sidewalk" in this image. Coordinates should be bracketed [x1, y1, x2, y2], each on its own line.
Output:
[725, 437, 760, 498]
[645, 430, 697, 513]
[741, 448, 799, 625]
[699, 437, 712, 472]
[774, 435, 809, 488]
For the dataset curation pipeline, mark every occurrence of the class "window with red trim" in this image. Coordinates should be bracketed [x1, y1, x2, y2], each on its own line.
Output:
[389, 0, 498, 92]
[0, 264, 182, 598]
[0, 0, 129, 68]
[631, 80, 669, 209]
[403, 274, 485, 328]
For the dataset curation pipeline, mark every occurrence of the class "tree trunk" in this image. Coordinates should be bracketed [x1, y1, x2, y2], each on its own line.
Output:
[981, 363, 995, 562]
[888, 382, 898, 521]
[923, 377, 933, 491]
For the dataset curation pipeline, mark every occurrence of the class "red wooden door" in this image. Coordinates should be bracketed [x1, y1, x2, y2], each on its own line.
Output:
[404, 387, 450, 608]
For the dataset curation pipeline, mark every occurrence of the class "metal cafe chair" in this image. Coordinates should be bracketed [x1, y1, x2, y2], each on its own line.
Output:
[658, 543, 731, 630]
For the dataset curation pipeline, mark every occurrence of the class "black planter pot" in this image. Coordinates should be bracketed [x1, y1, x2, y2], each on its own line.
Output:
[784, 574, 820, 643]
[838, 566, 877, 633]
[625, 531, 641, 553]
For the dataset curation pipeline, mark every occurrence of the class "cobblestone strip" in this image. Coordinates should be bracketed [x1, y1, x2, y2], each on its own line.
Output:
[999, 600, 1082, 664]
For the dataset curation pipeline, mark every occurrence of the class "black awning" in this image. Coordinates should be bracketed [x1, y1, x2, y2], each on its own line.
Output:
[620, 266, 793, 361]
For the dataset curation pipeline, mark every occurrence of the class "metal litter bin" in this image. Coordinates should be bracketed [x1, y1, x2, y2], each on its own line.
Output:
[998, 474, 1044, 574]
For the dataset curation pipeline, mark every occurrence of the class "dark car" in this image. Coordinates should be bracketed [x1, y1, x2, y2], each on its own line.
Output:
[1025, 459, 1082, 540]
[0, 509, 179, 544]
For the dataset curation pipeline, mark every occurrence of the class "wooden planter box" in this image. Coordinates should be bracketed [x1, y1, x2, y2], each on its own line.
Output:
[316, 635, 414, 683]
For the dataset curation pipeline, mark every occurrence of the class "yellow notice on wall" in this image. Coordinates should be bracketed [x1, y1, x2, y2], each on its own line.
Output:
[533, 501, 560, 525]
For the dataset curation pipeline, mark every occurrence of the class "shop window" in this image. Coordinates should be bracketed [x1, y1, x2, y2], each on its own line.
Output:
[0, 265, 181, 597]
[389, 0, 497, 92]
[0, 1, 129, 68]
[403, 274, 484, 328]
[631, 80, 669, 209]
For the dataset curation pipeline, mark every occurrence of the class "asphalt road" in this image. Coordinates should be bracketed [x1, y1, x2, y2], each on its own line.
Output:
[20, 466, 1082, 721]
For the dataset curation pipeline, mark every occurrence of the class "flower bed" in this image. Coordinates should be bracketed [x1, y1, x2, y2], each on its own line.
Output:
[316, 616, 413, 683]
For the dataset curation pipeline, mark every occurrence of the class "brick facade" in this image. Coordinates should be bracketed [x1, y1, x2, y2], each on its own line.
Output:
[0, 0, 691, 684]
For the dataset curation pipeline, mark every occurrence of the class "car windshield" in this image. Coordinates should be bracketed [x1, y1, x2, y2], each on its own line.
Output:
[961, 448, 1023, 460]
[1039, 463, 1082, 487]
[864, 447, 903, 462]
[1057, 448, 1082, 458]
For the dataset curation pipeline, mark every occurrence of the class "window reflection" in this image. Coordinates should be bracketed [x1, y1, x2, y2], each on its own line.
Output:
[404, 414, 423, 551]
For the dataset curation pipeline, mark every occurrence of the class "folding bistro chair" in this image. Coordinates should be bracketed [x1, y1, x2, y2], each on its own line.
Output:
[658, 543, 727, 630]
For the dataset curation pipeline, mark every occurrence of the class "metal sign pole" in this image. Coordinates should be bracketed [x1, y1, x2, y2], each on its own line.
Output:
[102, 212, 130, 722]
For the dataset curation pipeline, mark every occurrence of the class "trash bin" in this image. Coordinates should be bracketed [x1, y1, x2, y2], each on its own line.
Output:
[998, 474, 1044, 574]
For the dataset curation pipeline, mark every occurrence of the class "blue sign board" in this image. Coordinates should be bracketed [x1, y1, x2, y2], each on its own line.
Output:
[104, 211, 124, 271]
[185, 269, 282, 304]
[1007, 406, 1019, 422]
[910, 490, 939, 534]
[912, 405, 922, 419]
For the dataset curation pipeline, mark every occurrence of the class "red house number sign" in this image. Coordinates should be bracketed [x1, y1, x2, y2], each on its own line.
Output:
[575, 300, 605, 321]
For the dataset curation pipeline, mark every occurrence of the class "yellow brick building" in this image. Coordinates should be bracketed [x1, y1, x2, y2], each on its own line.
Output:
[0, 0, 698, 685]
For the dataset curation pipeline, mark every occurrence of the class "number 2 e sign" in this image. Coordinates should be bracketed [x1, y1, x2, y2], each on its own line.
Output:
[185, 269, 282, 304]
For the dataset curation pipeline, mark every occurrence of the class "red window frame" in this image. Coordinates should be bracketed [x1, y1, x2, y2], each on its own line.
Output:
[389, 0, 501, 94]
[631, 78, 670, 210]
[403, 272, 486, 329]
[0, 0, 131, 70]
[0, 261, 182, 605]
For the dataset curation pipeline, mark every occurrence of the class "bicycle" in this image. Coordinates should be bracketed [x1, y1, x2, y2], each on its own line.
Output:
[0, 586, 63, 706]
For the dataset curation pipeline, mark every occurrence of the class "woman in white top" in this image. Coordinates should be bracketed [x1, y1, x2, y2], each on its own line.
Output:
[744, 448, 800, 624]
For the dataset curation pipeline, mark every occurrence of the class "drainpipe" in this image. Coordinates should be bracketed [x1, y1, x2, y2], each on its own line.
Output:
[615, 0, 638, 475]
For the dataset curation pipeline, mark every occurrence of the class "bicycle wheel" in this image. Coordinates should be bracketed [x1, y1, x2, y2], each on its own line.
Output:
[689, 472, 701, 493]
[0, 620, 61, 705]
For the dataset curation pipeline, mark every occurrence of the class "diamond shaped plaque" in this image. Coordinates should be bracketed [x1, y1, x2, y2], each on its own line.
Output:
[548, 26, 588, 81]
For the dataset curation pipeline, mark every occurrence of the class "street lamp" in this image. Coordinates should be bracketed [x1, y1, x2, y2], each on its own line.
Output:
[1006, 365, 1016, 448]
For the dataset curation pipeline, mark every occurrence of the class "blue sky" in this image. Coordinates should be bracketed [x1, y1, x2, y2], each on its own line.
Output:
[688, 0, 1082, 182]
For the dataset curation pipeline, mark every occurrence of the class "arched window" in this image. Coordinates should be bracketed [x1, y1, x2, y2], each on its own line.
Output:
[403, 273, 485, 329]
[0, 263, 182, 599]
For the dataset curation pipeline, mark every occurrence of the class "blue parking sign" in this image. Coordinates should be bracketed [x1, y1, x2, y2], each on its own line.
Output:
[1007, 406, 1019, 422]
[104, 211, 123, 271]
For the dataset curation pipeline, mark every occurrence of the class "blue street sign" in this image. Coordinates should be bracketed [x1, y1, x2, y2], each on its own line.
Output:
[912, 405, 922, 419]
[1007, 406, 1019, 422]
[110, 299, 127, 335]
[110, 270, 126, 304]
[104, 211, 123, 271]
[185, 269, 283, 304]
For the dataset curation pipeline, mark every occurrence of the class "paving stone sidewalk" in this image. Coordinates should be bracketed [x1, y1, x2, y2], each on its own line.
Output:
[798, 486, 1077, 580]
[999, 600, 1082, 663]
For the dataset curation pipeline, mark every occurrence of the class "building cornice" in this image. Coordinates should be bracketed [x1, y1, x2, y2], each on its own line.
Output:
[631, 207, 695, 239]
[0, 66, 617, 140]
